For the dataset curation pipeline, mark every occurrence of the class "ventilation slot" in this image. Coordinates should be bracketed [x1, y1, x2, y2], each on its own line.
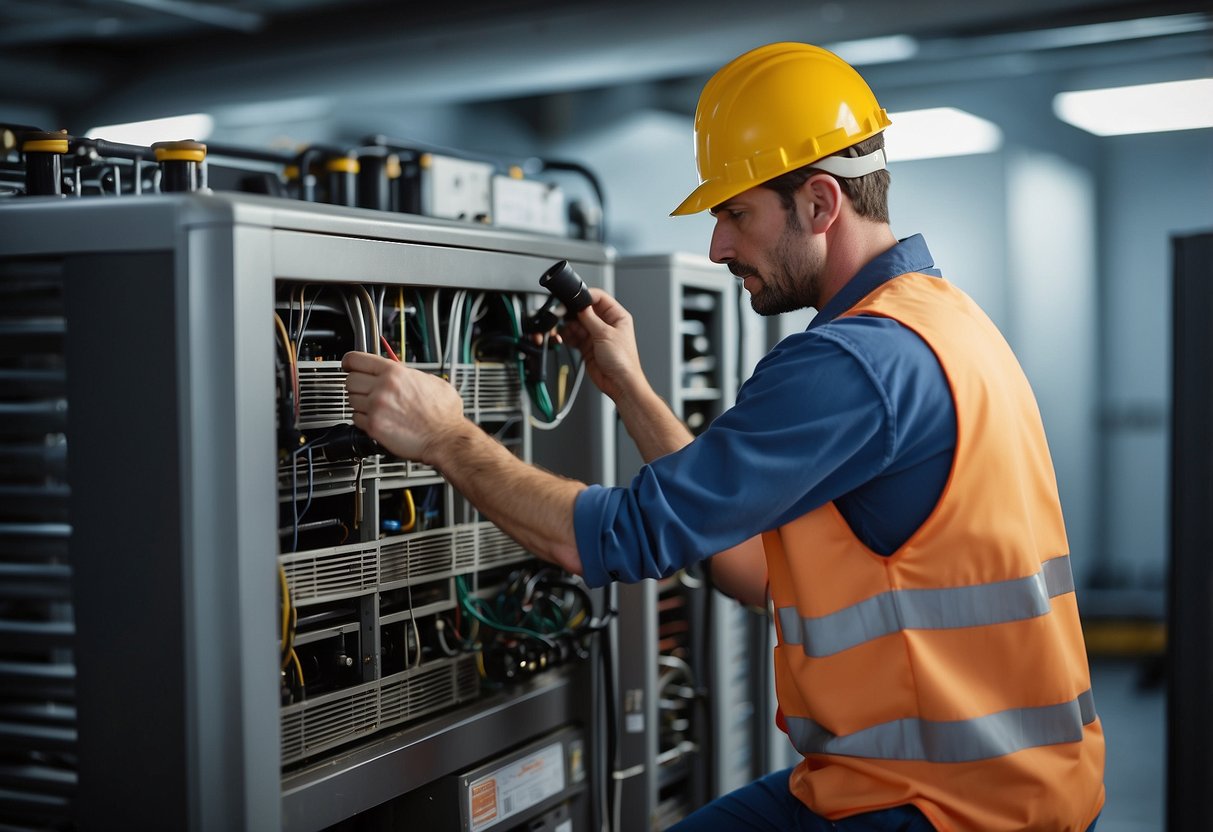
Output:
[0, 258, 76, 831]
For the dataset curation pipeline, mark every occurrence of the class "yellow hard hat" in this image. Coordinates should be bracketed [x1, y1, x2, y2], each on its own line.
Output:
[672, 42, 892, 216]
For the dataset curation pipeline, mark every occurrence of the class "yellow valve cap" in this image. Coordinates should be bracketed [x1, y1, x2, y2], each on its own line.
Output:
[672, 42, 891, 216]
[22, 130, 70, 154]
[151, 140, 207, 163]
[325, 157, 360, 174]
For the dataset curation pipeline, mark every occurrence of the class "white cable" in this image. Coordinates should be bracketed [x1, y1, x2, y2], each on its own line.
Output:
[355, 284, 379, 357]
[444, 290, 467, 390]
[459, 292, 486, 396]
[411, 613, 423, 670]
[430, 290, 444, 366]
[339, 291, 365, 353]
[434, 618, 458, 657]
[529, 359, 586, 430]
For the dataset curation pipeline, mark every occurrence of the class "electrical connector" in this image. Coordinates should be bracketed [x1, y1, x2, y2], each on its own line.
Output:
[313, 423, 382, 462]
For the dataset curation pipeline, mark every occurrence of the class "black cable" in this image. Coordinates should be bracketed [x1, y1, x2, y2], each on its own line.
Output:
[698, 566, 716, 802]
[290, 447, 315, 554]
[599, 595, 618, 832]
[528, 158, 608, 243]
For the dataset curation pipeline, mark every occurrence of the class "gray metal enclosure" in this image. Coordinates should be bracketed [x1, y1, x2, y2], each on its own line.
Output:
[0, 192, 614, 831]
[611, 254, 771, 830]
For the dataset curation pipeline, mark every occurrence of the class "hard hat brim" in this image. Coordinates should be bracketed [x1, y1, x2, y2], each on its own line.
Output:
[670, 178, 742, 217]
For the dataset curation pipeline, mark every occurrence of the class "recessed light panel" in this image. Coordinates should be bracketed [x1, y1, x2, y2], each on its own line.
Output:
[1053, 79, 1213, 136]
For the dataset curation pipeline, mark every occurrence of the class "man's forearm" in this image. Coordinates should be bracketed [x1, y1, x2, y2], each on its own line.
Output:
[426, 420, 586, 575]
[616, 383, 695, 462]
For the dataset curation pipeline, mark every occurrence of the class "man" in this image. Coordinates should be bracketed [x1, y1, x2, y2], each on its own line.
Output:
[343, 42, 1105, 832]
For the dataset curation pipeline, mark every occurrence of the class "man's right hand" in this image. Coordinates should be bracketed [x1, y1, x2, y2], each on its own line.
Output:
[562, 288, 648, 406]
[566, 288, 694, 464]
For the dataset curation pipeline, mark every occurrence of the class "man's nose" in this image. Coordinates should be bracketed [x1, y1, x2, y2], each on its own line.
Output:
[709, 220, 734, 265]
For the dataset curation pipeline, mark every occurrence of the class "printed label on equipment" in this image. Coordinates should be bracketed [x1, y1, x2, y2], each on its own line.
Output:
[466, 741, 565, 831]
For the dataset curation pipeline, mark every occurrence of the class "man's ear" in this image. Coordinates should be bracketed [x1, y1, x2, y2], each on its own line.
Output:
[798, 173, 843, 233]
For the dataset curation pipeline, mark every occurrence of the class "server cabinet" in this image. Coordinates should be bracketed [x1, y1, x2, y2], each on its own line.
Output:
[0, 192, 613, 832]
[610, 254, 768, 829]
[1167, 230, 1213, 832]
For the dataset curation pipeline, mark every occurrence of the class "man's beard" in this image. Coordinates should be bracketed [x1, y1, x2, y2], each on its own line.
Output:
[729, 222, 823, 317]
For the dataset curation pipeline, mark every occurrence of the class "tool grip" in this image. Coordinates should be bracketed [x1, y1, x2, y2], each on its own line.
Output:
[539, 260, 592, 316]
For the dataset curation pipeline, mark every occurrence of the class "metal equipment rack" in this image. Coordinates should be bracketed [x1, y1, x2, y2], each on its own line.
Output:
[610, 253, 769, 830]
[0, 191, 614, 832]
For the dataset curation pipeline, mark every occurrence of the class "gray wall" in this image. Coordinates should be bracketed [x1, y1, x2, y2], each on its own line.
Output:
[1099, 128, 1213, 597]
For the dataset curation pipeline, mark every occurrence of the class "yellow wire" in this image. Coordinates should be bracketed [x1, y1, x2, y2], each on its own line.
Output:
[273, 312, 299, 423]
[558, 364, 570, 408]
[476, 650, 487, 679]
[291, 649, 306, 687]
[281, 602, 297, 672]
[568, 608, 587, 629]
[278, 564, 290, 653]
[401, 489, 416, 532]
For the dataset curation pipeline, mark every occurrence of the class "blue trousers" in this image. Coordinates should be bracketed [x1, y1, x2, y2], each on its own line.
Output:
[666, 766, 1100, 831]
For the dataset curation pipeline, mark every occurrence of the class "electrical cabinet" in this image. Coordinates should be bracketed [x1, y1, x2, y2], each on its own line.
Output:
[610, 253, 770, 829]
[0, 192, 614, 832]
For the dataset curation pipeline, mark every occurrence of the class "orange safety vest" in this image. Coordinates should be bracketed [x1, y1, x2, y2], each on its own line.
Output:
[763, 273, 1105, 831]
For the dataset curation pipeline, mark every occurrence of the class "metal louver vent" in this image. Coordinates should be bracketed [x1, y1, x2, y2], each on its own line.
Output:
[0, 258, 75, 831]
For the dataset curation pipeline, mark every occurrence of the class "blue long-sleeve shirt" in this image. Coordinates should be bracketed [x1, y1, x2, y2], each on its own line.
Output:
[573, 234, 958, 587]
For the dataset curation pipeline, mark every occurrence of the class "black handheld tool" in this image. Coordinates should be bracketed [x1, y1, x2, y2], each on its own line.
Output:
[538, 260, 592, 317]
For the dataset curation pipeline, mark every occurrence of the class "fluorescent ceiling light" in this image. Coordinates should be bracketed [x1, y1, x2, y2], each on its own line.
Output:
[86, 113, 214, 146]
[826, 35, 918, 66]
[1053, 79, 1213, 136]
[959, 13, 1210, 54]
[884, 107, 1003, 162]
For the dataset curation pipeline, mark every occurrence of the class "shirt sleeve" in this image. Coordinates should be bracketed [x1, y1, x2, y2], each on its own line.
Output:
[574, 324, 898, 587]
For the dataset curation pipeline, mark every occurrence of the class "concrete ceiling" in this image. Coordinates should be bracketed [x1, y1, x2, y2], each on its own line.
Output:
[2, 0, 1210, 135]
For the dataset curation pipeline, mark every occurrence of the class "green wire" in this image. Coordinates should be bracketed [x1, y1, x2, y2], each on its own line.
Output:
[497, 293, 554, 420]
[456, 576, 554, 642]
[499, 294, 521, 338]
[533, 382, 555, 421]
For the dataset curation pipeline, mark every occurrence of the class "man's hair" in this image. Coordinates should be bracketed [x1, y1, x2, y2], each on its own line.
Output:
[761, 132, 890, 224]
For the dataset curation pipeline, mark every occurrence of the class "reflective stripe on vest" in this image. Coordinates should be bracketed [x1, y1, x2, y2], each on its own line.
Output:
[785, 688, 1097, 762]
[776, 554, 1076, 659]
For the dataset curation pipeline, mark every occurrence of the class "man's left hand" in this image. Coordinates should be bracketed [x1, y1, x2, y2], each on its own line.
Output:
[342, 351, 465, 463]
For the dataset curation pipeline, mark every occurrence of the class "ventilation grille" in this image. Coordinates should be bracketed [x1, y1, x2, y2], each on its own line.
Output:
[280, 655, 477, 765]
[453, 363, 521, 418]
[281, 543, 378, 606]
[477, 524, 529, 569]
[297, 362, 353, 428]
[284, 522, 530, 604]
[0, 257, 76, 831]
[379, 529, 454, 587]
[297, 361, 521, 431]
[276, 456, 437, 496]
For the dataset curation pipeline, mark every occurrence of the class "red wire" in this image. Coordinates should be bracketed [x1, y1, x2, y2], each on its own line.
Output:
[380, 334, 400, 362]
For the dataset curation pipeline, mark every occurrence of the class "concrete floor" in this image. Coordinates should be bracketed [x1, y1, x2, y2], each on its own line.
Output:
[1089, 657, 1166, 832]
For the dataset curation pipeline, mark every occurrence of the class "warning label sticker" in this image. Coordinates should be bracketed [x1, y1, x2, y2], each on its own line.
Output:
[470, 779, 498, 828]
[466, 742, 564, 831]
